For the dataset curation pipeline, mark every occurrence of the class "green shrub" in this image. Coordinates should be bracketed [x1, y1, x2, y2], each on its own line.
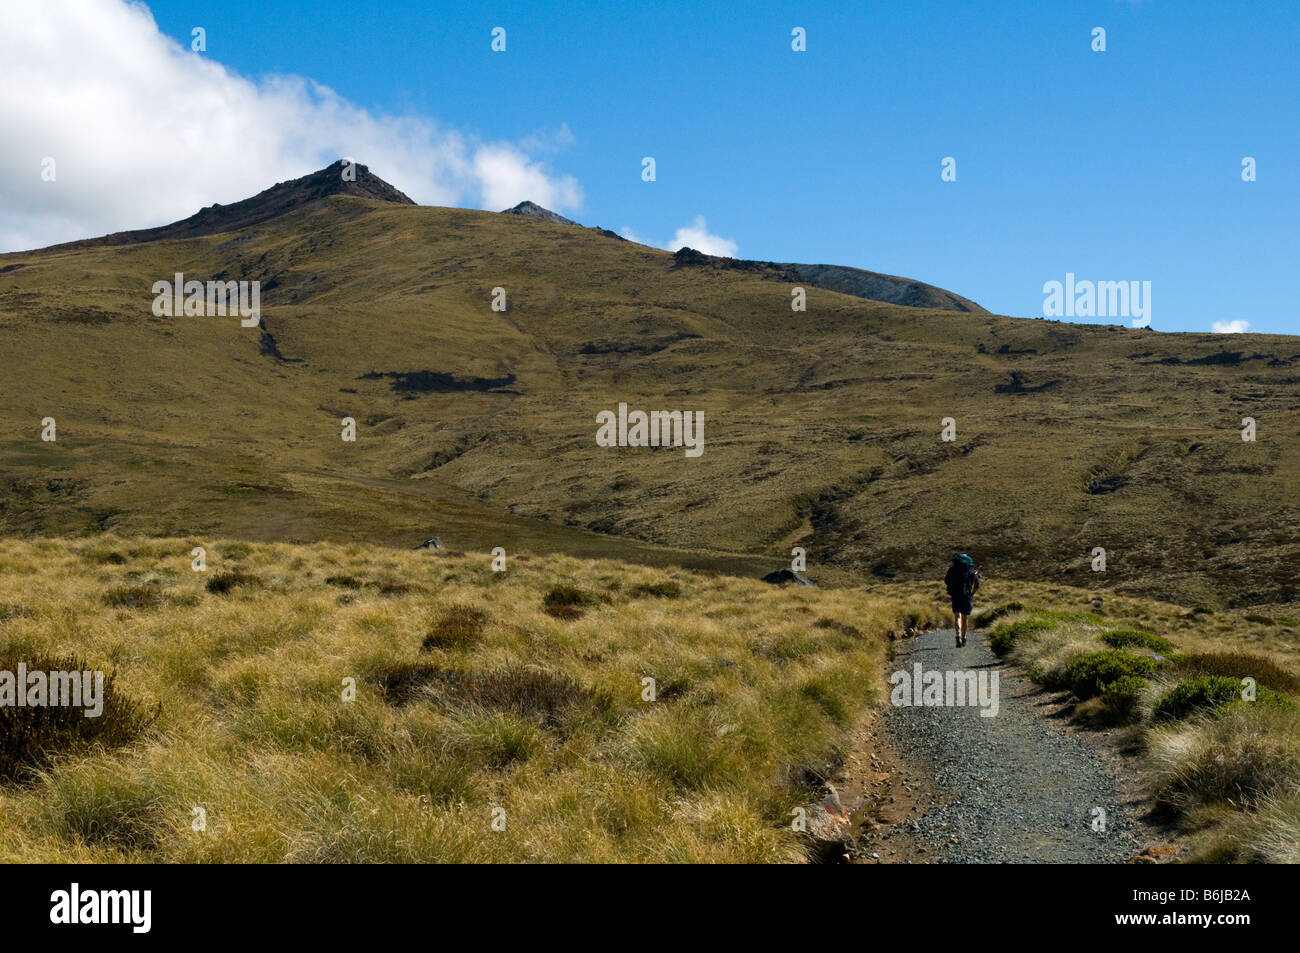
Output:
[1154, 675, 1295, 722]
[373, 663, 442, 705]
[989, 617, 1053, 656]
[1063, 650, 1167, 700]
[0, 653, 158, 783]
[1100, 629, 1173, 654]
[1097, 675, 1147, 725]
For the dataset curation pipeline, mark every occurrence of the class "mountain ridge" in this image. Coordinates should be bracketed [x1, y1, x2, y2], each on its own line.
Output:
[2, 168, 1296, 608]
[19, 164, 985, 314]
[43, 160, 414, 251]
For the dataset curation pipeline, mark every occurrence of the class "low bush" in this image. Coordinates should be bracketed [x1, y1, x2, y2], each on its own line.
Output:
[0, 653, 158, 783]
[1096, 675, 1147, 725]
[1154, 675, 1295, 722]
[1099, 629, 1173, 654]
[1062, 650, 1167, 700]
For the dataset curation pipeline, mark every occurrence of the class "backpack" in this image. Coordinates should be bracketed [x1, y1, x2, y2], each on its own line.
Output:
[946, 558, 978, 598]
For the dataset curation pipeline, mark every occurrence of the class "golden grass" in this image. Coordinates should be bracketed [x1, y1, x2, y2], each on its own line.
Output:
[0, 535, 943, 862]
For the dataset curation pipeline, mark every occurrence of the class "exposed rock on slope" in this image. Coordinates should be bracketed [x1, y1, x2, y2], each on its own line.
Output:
[50, 161, 415, 250]
[501, 201, 579, 226]
[780, 262, 987, 313]
[668, 247, 987, 313]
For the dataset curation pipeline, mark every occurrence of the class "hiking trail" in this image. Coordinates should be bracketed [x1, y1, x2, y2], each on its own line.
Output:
[838, 627, 1171, 864]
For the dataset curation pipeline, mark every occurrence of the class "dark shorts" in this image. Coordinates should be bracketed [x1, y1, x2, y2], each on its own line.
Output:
[951, 597, 973, 615]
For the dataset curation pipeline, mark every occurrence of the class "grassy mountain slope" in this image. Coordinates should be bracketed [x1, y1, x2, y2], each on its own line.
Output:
[1, 178, 1297, 607]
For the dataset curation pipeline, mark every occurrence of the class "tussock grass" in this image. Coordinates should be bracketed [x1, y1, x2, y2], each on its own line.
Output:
[989, 617, 1054, 656]
[205, 571, 261, 595]
[1247, 796, 1300, 863]
[1172, 652, 1300, 694]
[628, 581, 682, 599]
[421, 605, 488, 651]
[971, 601, 1024, 629]
[1150, 705, 1300, 813]
[102, 584, 164, 609]
[0, 536, 943, 862]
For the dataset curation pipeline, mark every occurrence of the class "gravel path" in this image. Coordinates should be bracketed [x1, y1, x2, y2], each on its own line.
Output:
[882, 627, 1143, 863]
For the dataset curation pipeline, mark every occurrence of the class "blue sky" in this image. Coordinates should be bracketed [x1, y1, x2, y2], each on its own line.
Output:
[13, 1, 1300, 335]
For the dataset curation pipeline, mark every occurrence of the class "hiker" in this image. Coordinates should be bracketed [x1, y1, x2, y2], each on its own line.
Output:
[944, 553, 980, 647]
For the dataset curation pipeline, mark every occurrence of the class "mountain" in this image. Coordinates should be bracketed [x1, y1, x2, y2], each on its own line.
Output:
[1, 164, 1297, 607]
[499, 201, 986, 313]
[49, 160, 414, 250]
[501, 200, 579, 226]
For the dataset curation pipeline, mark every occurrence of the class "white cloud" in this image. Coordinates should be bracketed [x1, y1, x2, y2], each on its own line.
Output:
[0, 0, 582, 251]
[665, 216, 739, 258]
[618, 218, 738, 257]
[472, 143, 582, 214]
[1212, 320, 1251, 334]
